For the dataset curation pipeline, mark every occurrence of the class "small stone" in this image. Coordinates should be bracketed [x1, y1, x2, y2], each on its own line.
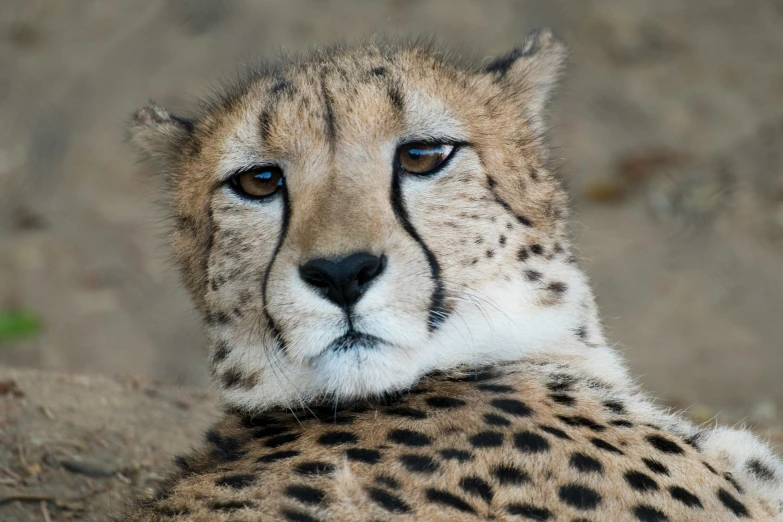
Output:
[61, 458, 114, 478]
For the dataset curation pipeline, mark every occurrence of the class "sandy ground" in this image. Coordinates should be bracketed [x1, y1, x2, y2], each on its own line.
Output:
[0, 1, 782, 519]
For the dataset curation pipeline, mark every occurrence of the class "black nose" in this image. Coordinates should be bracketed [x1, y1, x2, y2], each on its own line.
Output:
[299, 253, 386, 309]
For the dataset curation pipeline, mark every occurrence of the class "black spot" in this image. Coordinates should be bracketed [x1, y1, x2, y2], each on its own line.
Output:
[716, 488, 749, 517]
[517, 247, 530, 261]
[547, 281, 568, 294]
[346, 448, 381, 464]
[460, 476, 494, 503]
[590, 438, 624, 455]
[366, 486, 410, 513]
[215, 473, 255, 489]
[240, 412, 278, 429]
[469, 431, 504, 448]
[642, 458, 669, 476]
[546, 375, 575, 392]
[558, 415, 606, 432]
[603, 401, 626, 415]
[558, 484, 602, 510]
[530, 244, 544, 255]
[477, 383, 514, 393]
[425, 488, 475, 513]
[483, 413, 511, 427]
[499, 235, 507, 246]
[265, 432, 300, 448]
[205, 429, 246, 462]
[747, 459, 775, 481]
[491, 398, 533, 417]
[569, 453, 603, 474]
[539, 425, 571, 440]
[173, 455, 191, 471]
[669, 486, 703, 508]
[486, 249, 494, 258]
[317, 431, 358, 446]
[386, 406, 427, 419]
[633, 505, 668, 522]
[270, 78, 292, 95]
[625, 471, 659, 491]
[506, 503, 552, 520]
[386, 84, 404, 114]
[646, 434, 684, 455]
[425, 396, 466, 409]
[440, 448, 474, 462]
[285, 485, 326, 506]
[487, 175, 497, 188]
[387, 429, 432, 447]
[683, 433, 702, 450]
[525, 269, 542, 282]
[550, 393, 576, 406]
[280, 509, 320, 522]
[723, 473, 744, 494]
[294, 461, 335, 475]
[371, 66, 387, 76]
[575, 326, 588, 340]
[211, 500, 256, 511]
[399, 454, 439, 473]
[212, 341, 229, 362]
[611, 420, 634, 428]
[253, 425, 292, 439]
[493, 465, 530, 485]
[375, 474, 400, 489]
[514, 431, 550, 453]
[257, 449, 299, 463]
[703, 461, 718, 475]
[221, 366, 256, 389]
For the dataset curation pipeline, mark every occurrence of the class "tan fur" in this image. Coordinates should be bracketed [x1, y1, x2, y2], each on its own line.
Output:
[123, 358, 778, 521]
[125, 30, 783, 521]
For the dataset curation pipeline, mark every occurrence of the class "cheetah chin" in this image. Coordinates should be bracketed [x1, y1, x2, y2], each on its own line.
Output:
[125, 29, 783, 521]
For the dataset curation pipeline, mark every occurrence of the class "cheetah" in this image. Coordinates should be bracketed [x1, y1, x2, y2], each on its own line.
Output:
[123, 30, 783, 521]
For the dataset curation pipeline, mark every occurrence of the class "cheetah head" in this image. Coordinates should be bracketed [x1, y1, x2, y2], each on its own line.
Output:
[128, 30, 603, 411]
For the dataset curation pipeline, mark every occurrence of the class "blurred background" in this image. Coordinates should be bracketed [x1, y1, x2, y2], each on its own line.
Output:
[1, 0, 782, 425]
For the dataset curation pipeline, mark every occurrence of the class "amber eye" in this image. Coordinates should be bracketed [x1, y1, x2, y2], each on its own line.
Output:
[229, 167, 284, 199]
[397, 142, 456, 175]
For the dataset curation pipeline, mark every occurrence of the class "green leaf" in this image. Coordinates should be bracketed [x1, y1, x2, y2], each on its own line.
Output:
[0, 311, 41, 341]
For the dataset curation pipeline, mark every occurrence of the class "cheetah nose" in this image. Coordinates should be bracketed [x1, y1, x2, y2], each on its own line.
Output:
[299, 253, 387, 309]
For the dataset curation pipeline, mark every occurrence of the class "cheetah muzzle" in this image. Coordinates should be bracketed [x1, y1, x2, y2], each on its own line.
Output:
[124, 29, 783, 521]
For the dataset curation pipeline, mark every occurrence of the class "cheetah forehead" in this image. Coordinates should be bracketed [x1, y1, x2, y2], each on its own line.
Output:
[128, 29, 571, 310]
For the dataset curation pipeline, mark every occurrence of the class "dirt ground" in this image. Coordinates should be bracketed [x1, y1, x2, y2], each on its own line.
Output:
[1, 1, 782, 520]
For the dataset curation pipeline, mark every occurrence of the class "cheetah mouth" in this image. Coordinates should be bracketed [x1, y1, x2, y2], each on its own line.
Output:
[326, 331, 386, 353]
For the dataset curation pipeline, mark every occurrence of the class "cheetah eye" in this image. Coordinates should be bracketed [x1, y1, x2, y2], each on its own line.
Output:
[397, 142, 456, 175]
[227, 166, 284, 200]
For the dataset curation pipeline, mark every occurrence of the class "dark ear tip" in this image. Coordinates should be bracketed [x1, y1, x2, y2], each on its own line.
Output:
[484, 28, 567, 76]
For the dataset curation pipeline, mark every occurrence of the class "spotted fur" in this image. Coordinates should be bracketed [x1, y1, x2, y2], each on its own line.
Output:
[125, 30, 783, 521]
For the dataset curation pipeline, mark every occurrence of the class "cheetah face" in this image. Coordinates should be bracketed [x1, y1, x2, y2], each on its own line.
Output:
[129, 30, 602, 410]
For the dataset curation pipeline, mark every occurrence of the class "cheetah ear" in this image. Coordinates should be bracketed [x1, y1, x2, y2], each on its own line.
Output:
[127, 102, 193, 172]
[484, 29, 568, 133]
